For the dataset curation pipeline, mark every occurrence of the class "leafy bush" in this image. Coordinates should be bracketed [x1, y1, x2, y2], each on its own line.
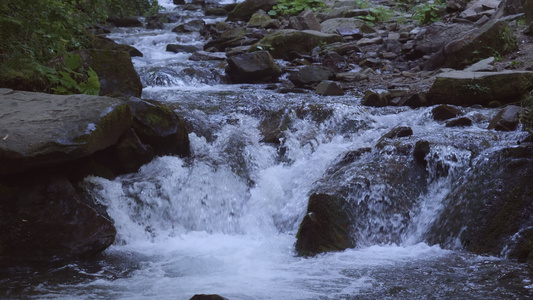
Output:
[413, 0, 446, 25]
[354, 0, 393, 26]
[268, 0, 324, 17]
[42, 53, 101, 95]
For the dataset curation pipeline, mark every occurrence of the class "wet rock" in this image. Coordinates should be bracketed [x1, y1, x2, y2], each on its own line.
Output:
[248, 10, 273, 28]
[427, 70, 533, 106]
[414, 140, 431, 165]
[425, 20, 517, 70]
[316, 80, 344, 96]
[0, 91, 132, 175]
[107, 16, 142, 27]
[146, 13, 168, 29]
[488, 105, 522, 131]
[189, 51, 227, 61]
[401, 92, 429, 108]
[92, 36, 143, 57]
[426, 145, 533, 262]
[431, 104, 464, 121]
[376, 126, 414, 149]
[445, 117, 473, 127]
[204, 27, 264, 51]
[226, 0, 278, 22]
[253, 29, 344, 60]
[109, 128, 155, 174]
[361, 89, 390, 107]
[526, 0, 533, 24]
[79, 49, 143, 97]
[289, 8, 322, 31]
[295, 193, 355, 256]
[226, 50, 281, 83]
[336, 72, 368, 82]
[166, 44, 201, 53]
[204, 7, 229, 16]
[172, 19, 206, 33]
[288, 65, 335, 87]
[190, 294, 229, 300]
[125, 97, 190, 157]
[0, 175, 116, 261]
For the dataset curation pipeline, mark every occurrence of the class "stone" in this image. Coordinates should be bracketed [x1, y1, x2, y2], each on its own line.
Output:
[431, 104, 464, 121]
[126, 97, 190, 157]
[204, 7, 229, 16]
[361, 89, 390, 107]
[488, 105, 521, 131]
[445, 117, 473, 127]
[189, 294, 229, 300]
[526, 0, 533, 24]
[289, 8, 322, 31]
[189, 51, 227, 61]
[414, 140, 431, 165]
[0, 90, 132, 175]
[427, 70, 533, 106]
[253, 30, 344, 60]
[426, 145, 533, 262]
[225, 50, 281, 83]
[356, 37, 383, 47]
[248, 11, 272, 28]
[166, 44, 201, 53]
[295, 193, 355, 256]
[92, 36, 143, 57]
[0, 175, 116, 261]
[316, 80, 345, 96]
[107, 16, 142, 27]
[172, 19, 206, 33]
[336, 72, 368, 82]
[79, 49, 143, 97]
[463, 57, 496, 72]
[204, 27, 263, 51]
[426, 20, 517, 70]
[377, 126, 414, 149]
[226, 0, 278, 22]
[321, 18, 375, 35]
[110, 128, 154, 174]
[288, 65, 335, 87]
[146, 13, 168, 29]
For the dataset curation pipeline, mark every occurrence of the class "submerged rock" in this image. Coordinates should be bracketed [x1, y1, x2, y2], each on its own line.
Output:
[0, 175, 116, 261]
[0, 90, 132, 175]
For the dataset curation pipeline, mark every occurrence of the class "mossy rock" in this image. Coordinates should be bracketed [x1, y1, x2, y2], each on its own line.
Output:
[252, 30, 345, 60]
[295, 193, 355, 256]
[126, 97, 190, 157]
[79, 49, 143, 97]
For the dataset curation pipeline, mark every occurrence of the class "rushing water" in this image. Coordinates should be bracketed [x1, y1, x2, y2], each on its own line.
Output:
[2, 1, 533, 299]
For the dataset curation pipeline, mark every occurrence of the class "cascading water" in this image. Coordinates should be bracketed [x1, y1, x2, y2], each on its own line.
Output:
[2, 1, 533, 299]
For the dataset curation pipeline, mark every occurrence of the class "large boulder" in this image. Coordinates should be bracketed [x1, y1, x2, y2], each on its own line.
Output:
[80, 49, 143, 97]
[252, 30, 344, 60]
[426, 145, 533, 262]
[425, 20, 517, 70]
[0, 90, 132, 175]
[126, 97, 191, 157]
[0, 175, 116, 261]
[225, 51, 281, 83]
[295, 193, 355, 256]
[426, 70, 533, 106]
[226, 0, 278, 22]
[92, 36, 143, 57]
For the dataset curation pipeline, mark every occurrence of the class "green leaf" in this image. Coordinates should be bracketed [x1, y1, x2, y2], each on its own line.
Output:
[64, 53, 82, 70]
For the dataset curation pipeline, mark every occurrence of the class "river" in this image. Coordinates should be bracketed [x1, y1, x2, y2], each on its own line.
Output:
[1, 0, 533, 299]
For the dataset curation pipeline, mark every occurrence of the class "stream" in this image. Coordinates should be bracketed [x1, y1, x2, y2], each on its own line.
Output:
[2, 0, 533, 299]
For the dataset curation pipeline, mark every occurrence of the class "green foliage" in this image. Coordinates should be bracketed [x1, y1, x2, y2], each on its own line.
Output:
[413, 0, 445, 25]
[268, 0, 324, 16]
[356, 3, 393, 26]
[0, 0, 157, 94]
[42, 53, 100, 95]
